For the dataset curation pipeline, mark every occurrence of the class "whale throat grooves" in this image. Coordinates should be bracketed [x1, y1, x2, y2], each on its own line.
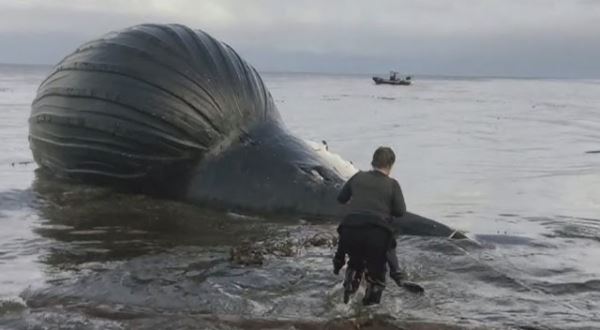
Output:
[29, 23, 280, 184]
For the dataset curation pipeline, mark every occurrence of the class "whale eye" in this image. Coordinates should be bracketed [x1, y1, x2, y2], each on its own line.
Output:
[310, 169, 324, 182]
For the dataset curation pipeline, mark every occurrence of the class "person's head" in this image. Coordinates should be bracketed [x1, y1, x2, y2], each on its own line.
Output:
[371, 146, 395, 175]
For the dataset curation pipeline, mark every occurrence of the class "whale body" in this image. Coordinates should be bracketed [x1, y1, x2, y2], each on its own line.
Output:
[29, 24, 462, 237]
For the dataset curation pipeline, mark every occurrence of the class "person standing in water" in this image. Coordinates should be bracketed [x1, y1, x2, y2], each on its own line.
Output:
[333, 146, 407, 305]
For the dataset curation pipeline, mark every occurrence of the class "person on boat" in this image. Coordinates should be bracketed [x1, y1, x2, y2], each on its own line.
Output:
[333, 146, 407, 305]
[390, 71, 398, 81]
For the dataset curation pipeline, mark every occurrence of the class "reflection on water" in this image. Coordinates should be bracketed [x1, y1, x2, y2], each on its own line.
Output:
[0, 170, 597, 329]
[1, 68, 600, 329]
[31, 169, 281, 263]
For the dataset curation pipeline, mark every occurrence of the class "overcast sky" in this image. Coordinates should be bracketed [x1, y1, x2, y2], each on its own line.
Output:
[1, 0, 599, 77]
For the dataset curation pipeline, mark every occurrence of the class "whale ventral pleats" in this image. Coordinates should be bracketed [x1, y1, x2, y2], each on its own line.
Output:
[29, 24, 277, 182]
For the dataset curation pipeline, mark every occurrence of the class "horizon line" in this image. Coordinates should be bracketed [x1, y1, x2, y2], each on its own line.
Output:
[1, 62, 598, 80]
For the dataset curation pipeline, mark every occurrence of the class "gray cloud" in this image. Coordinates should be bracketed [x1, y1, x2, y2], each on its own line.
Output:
[1, 0, 599, 77]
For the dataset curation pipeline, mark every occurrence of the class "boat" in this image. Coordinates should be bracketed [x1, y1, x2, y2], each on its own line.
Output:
[372, 71, 412, 85]
[372, 77, 411, 85]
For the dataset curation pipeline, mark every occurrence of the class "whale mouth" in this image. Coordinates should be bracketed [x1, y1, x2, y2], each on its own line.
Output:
[183, 121, 346, 219]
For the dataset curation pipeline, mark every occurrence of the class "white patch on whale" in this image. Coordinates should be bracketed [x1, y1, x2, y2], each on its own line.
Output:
[305, 140, 358, 179]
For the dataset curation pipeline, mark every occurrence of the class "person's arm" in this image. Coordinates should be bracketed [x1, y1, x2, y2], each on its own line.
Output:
[391, 180, 406, 217]
[337, 175, 355, 204]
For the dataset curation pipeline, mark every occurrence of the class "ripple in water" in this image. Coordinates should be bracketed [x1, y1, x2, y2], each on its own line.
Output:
[1, 69, 600, 329]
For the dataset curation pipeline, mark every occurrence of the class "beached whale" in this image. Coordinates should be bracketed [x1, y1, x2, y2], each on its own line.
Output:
[28, 24, 462, 238]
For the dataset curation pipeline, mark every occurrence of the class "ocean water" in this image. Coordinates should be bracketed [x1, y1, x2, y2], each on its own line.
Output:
[1, 64, 599, 329]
